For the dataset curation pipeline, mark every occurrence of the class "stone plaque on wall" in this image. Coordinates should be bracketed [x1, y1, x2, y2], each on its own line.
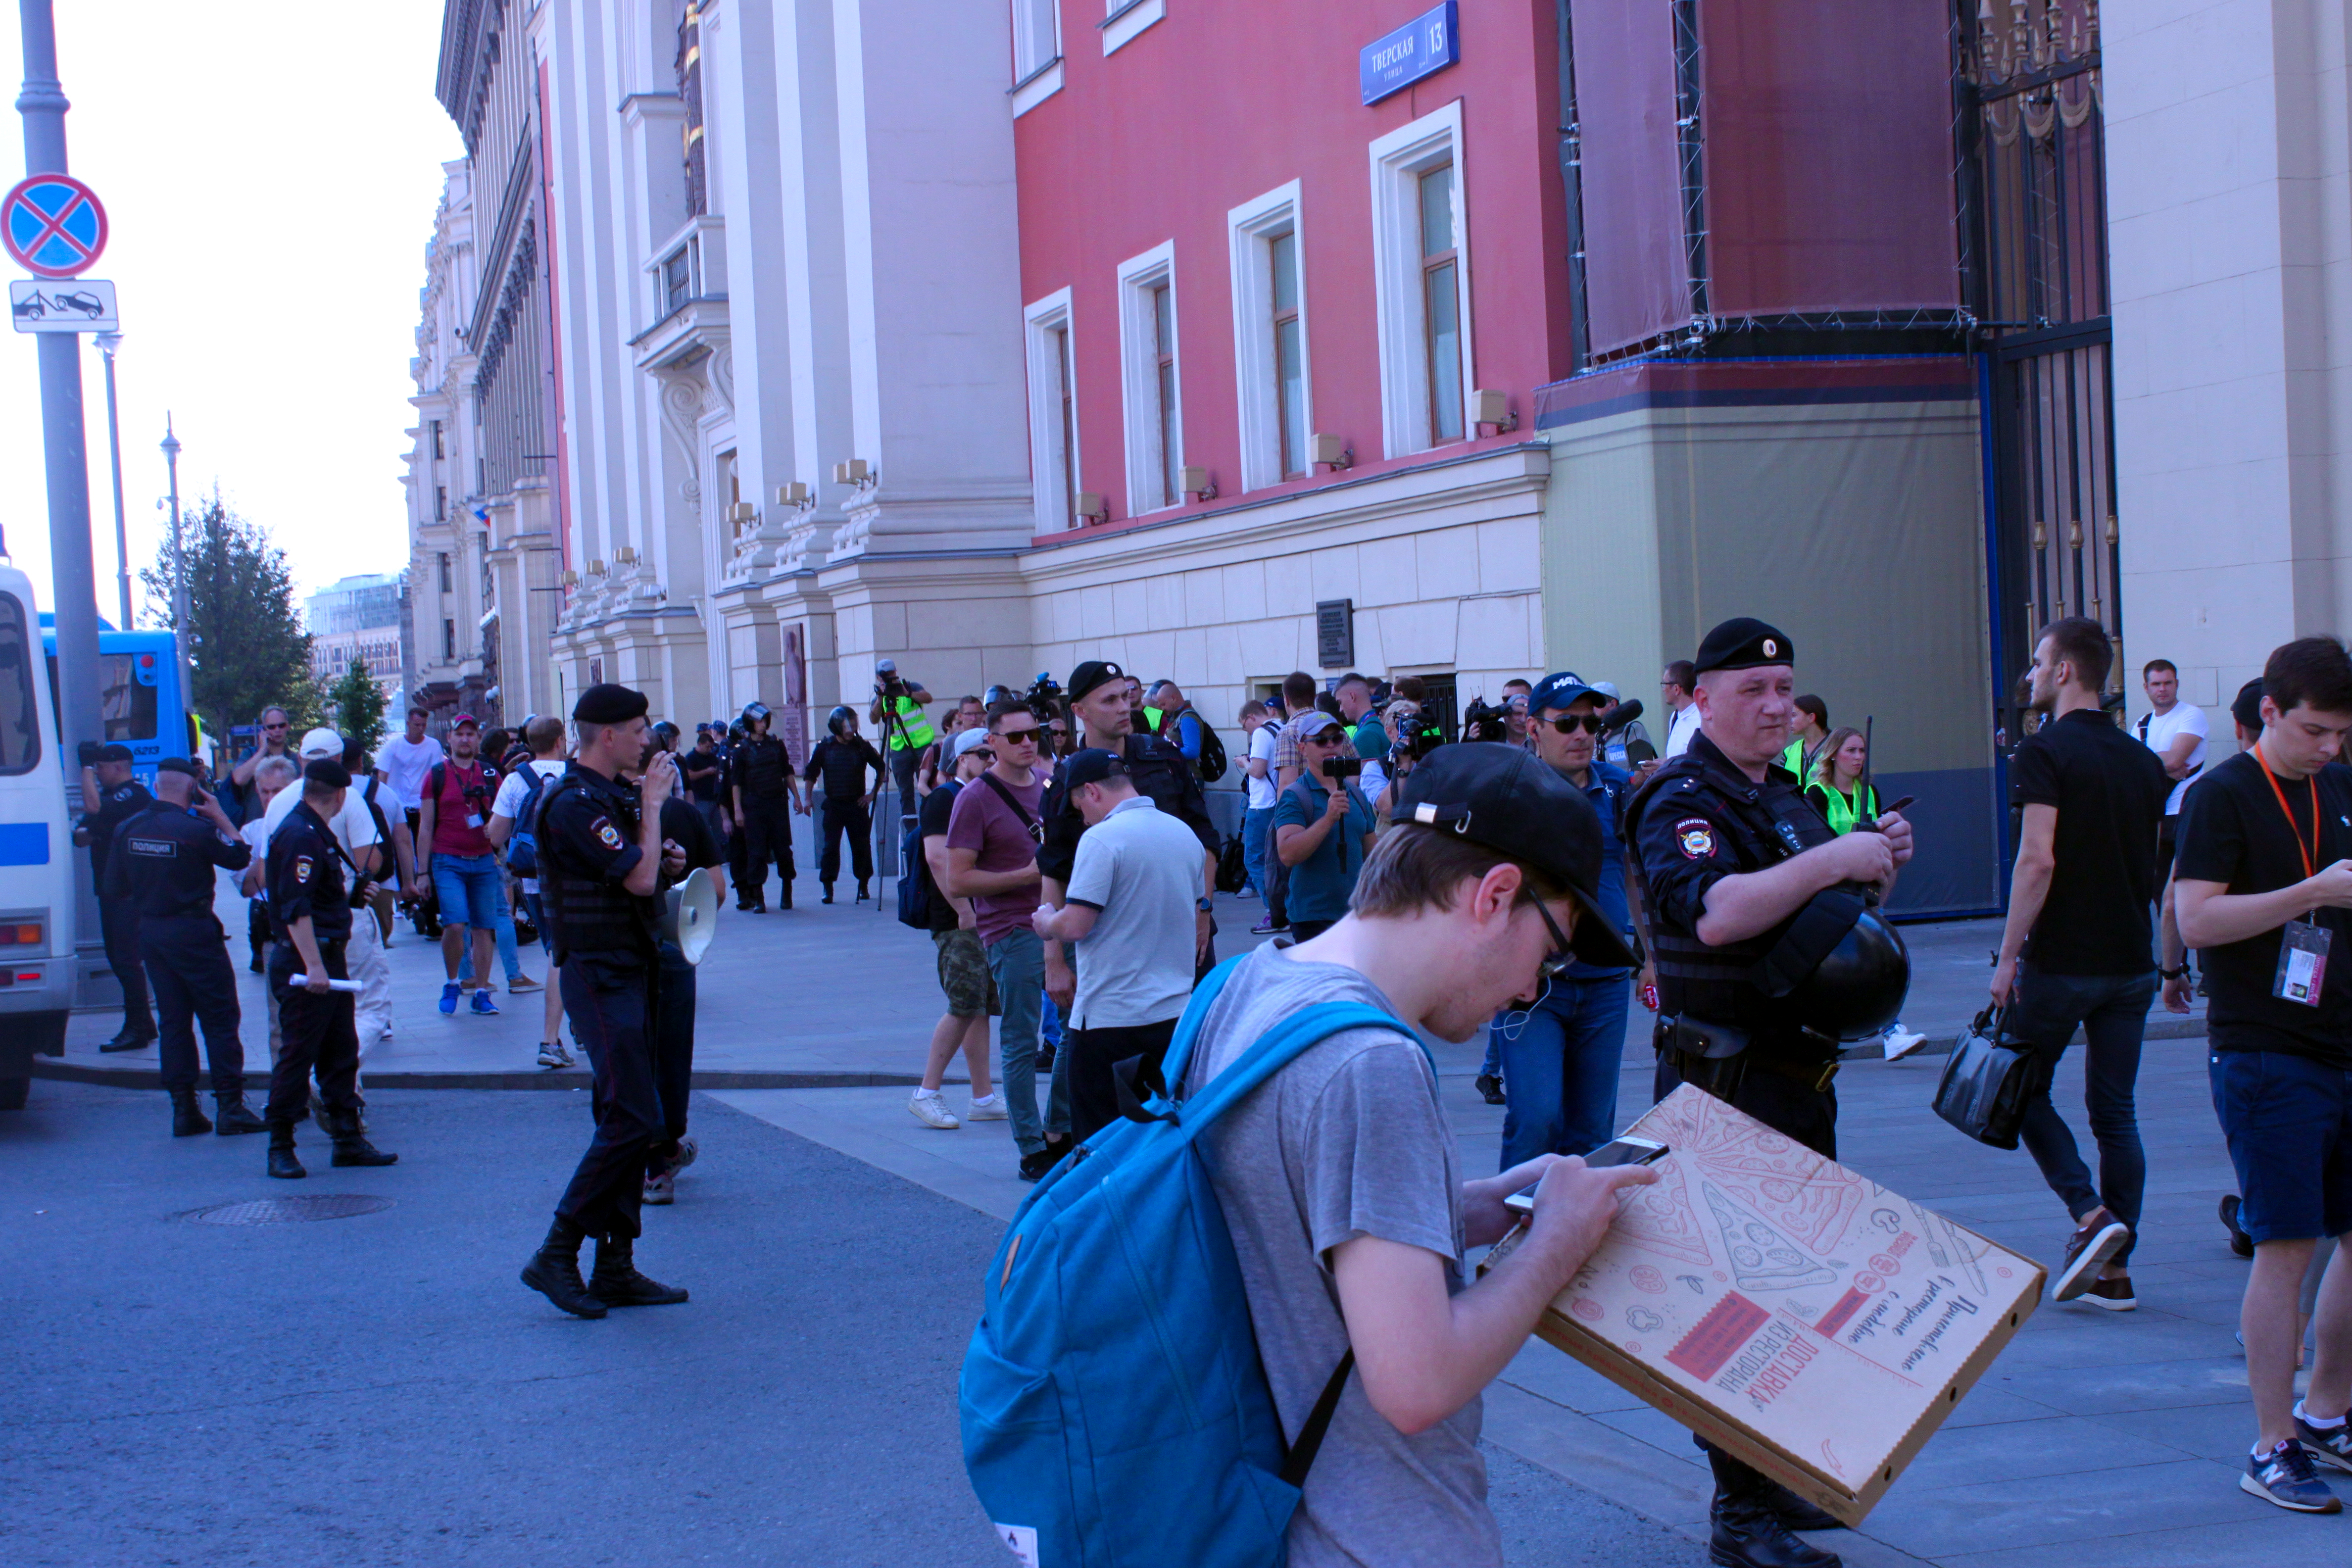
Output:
[1316, 598, 1354, 669]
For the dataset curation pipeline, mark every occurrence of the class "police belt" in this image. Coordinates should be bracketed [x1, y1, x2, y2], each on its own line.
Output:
[1658, 1014, 1840, 1094]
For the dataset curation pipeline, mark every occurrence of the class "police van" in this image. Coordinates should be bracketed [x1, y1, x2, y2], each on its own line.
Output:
[0, 549, 74, 1109]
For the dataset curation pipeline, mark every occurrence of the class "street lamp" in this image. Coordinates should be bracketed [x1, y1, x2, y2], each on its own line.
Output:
[160, 419, 192, 705]
[93, 331, 128, 628]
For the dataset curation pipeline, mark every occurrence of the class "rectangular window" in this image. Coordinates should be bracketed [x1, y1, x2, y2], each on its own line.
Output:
[442, 619, 456, 661]
[0, 589, 39, 774]
[438, 552, 452, 592]
[1023, 289, 1081, 532]
[1227, 181, 1310, 492]
[1013, 0, 1062, 80]
[435, 485, 447, 523]
[430, 419, 444, 460]
[663, 248, 691, 314]
[1369, 103, 1472, 458]
[1115, 243, 1181, 514]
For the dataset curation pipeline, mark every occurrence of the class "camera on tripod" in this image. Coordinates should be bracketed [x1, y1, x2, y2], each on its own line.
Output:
[875, 659, 907, 699]
[1023, 671, 1066, 728]
[1462, 697, 1514, 743]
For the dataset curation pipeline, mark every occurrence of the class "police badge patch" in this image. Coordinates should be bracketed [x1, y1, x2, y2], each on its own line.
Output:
[294, 854, 314, 882]
[1673, 818, 1716, 860]
[591, 816, 624, 850]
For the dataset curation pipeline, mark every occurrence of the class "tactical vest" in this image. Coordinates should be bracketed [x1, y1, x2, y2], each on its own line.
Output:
[737, 735, 791, 797]
[537, 771, 659, 965]
[885, 694, 935, 751]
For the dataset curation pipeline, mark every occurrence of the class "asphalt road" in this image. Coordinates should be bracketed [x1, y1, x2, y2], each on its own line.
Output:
[0, 1082, 1697, 1568]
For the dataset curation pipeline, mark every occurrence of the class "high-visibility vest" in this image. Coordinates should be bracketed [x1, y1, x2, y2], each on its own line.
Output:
[885, 693, 935, 751]
[1813, 780, 1878, 836]
[1779, 737, 1810, 778]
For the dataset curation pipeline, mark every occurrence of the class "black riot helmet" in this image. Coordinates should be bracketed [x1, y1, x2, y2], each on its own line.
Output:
[828, 705, 855, 736]
[1788, 904, 1911, 1040]
[741, 700, 771, 732]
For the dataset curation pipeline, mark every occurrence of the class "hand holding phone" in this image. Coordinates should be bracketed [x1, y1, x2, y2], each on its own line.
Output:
[1504, 1136, 1668, 1214]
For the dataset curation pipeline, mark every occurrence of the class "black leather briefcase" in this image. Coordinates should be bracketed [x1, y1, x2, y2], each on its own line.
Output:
[1932, 1006, 2043, 1150]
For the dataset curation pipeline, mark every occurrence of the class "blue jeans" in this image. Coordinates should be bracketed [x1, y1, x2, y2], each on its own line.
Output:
[987, 927, 1069, 1156]
[2009, 964, 2155, 1263]
[433, 853, 523, 982]
[1497, 974, 1631, 1168]
[1241, 805, 1274, 898]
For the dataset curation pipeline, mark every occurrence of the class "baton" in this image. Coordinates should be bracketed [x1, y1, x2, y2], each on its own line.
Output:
[286, 976, 364, 992]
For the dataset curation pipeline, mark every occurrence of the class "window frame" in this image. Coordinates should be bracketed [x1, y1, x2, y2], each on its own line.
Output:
[1368, 101, 1473, 459]
[1226, 181, 1312, 493]
[1023, 288, 1083, 533]
[0, 589, 39, 776]
[1011, 0, 1064, 115]
[1115, 242, 1183, 515]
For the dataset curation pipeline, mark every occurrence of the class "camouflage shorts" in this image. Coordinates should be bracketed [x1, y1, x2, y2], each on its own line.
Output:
[934, 927, 1002, 1018]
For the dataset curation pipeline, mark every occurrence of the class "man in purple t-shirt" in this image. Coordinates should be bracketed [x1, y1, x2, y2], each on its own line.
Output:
[945, 701, 1067, 1180]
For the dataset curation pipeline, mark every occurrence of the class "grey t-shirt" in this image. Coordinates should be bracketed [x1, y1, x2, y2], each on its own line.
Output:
[1064, 795, 1203, 1029]
[1181, 944, 1492, 1568]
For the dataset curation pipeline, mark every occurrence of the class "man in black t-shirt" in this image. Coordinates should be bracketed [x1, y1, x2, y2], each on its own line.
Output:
[2176, 637, 2352, 1512]
[1989, 617, 2171, 1311]
[909, 728, 1003, 1130]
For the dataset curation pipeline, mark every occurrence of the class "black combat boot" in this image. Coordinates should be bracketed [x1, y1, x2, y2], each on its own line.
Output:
[588, 1231, 689, 1307]
[169, 1089, 212, 1137]
[266, 1122, 306, 1180]
[520, 1216, 607, 1318]
[213, 1092, 266, 1135]
[1759, 1480, 1845, 1534]
[1707, 1450, 1841, 1568]
[328, 1110, 397, 1168]
[779, 879, 792, 910]
[855, 879, 870, 903]
[821, 882, 835, 905]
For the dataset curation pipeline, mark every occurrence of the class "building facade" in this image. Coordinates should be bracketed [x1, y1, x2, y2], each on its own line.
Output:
[305, 573, 404, 684]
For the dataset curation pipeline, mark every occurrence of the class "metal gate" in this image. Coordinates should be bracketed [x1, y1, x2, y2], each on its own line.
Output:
[1958, 0, 2111, 731]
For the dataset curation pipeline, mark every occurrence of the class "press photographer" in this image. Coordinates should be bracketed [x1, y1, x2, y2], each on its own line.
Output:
[869, 659, 936, 805]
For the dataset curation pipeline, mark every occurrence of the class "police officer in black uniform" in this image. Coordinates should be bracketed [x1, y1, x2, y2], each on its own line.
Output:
[730, 701, 804, 912]
[1625, 619, 1913, 1568]
[75, 742, 157, 1051]
[520, 683, 691, 1319]
[638, 748, 727, 1205]
[803, 704, 884, 903]
[103, 759, 267, 1136]
[264, 759, 399, 1179]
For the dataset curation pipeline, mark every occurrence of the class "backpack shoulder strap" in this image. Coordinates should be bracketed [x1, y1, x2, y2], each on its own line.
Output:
[1176, 999, 1419, 1135]
[425, 761, 445, 803]
[1156, 953, 1246, 1089]
[979, 769, 1039, 829]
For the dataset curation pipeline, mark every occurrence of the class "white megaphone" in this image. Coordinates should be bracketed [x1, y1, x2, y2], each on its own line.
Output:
[661, 868, 721, 965]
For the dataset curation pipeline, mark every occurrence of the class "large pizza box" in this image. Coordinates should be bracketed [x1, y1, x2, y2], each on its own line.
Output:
[1481, 1084, 2043, 1524]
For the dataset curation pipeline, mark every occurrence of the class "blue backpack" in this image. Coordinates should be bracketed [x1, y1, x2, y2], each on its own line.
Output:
[959, 957, 1410, 1568]
[504, 765, 553, 878]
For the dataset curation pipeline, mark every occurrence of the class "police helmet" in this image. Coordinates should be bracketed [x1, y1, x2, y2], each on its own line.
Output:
[741, 701, 771, 728]
[1789, 906, 1911, 1040]
[828, 705, 855, 736]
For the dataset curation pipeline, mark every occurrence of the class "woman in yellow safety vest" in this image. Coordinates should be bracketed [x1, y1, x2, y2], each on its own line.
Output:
[1804, 726, 1878, 834]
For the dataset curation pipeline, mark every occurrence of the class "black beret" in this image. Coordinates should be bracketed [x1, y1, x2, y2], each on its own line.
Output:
[1067, 659, 1127, 703]
[2232, 677, 2266, 735]
[1065, 748, 1127, 789]
[1693, 617, 1795, 675]
[573, 683, 649, 725]
[156, 757, 199, 777]
[97, 743, 134, 763]
[303, 758, 352, 789]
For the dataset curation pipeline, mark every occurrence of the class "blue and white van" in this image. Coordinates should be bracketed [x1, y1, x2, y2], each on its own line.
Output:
[0, 555, 74, 1108]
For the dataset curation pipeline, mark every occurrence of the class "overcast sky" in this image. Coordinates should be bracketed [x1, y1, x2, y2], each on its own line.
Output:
[0, 3, 460, 622]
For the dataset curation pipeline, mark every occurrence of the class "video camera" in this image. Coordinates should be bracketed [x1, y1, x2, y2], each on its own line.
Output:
[875, 661, 908, 699]
[1462, 697, 1515, 744]
[1023, 671, 1066, 729]
[1394, 710, 1446, 762]
[1321, 754, 1363, 782]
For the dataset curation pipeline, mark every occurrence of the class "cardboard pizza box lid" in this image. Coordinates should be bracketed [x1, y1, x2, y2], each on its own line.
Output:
[1480, 1084, 2044, 1524]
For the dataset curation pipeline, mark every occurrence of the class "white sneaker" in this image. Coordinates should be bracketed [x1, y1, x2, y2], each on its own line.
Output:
[966, 1093, 1009, 1122]
[1882, 1024, 1927, 1061]
[908, 1089, 960, 1129]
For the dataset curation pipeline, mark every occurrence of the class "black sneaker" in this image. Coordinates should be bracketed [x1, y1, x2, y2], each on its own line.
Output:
[2298, 1410, 2352, 1473]
[2221, 1194, 2256, 1259]
[2244, 1439, 2342, 1512]
[1018, 1145, 1065, 1183]
[2053, 1210, 2131, 1302]
[2082, 1276, 2136, 1311]
[1036, 1042, 1057, 1073]
[1474, 1072, 1506, 1106]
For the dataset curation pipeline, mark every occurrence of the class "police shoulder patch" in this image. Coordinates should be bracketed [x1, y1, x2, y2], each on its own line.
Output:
[1673, 818, 1717, 860]
[591, 815, 624, 850]
[294, 854, 314, 882]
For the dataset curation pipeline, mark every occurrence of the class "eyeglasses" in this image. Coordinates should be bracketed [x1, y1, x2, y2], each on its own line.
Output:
[1531, 899, 1577, 981]
[1540, 714, 1605, 735]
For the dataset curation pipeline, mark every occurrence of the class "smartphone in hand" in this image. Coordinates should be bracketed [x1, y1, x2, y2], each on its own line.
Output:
[1504, 1136, 1669, 1214]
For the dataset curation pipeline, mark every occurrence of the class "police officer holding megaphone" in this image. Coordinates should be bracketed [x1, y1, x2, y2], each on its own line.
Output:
[1623, 617, 1913, 1568]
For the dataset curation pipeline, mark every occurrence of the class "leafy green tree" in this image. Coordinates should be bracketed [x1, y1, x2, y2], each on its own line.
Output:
[140, 495, 323, 743]
[327, 657, 389, 752]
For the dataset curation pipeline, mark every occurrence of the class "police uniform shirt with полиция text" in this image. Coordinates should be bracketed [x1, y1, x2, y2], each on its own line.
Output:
[1036, 731, 1220, 886]
[267, 801, 355, 943]
[104, 801, 251, 919]
[1626, 730, 1840, 1053]
[535, 763, 661, 968]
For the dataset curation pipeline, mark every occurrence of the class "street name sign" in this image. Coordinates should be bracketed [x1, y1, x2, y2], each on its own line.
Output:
[1360, 1, 1458, 106]
[9, 277, 116, 334]
[1, 173, 107, 278]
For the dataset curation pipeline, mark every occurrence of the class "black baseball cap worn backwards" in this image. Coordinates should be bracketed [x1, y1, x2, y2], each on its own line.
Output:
[1064, 748, 1127, 789]
[1693, 617, 1795, 675]
[1395, 745, 1636, 968]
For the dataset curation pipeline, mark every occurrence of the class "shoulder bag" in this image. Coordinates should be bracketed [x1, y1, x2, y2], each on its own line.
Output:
[1931, 1005, 2042, 1150]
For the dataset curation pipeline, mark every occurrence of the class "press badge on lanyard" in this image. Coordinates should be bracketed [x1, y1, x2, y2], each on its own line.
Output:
[2256, 746, 2331, 1007]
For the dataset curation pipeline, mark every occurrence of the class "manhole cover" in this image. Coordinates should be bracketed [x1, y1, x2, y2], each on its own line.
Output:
[177, 1195, 394, 1226]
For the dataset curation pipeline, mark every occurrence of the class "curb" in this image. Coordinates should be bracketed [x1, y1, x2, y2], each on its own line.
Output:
[29, 1059, 929, 1093]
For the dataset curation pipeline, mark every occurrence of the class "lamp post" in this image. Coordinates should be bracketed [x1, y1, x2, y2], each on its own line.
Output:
[161, 418, 192, 704]
[93, 331, 127, 628]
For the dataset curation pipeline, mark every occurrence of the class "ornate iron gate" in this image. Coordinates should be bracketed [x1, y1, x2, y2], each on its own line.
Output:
[1959, 0, 2111, 728]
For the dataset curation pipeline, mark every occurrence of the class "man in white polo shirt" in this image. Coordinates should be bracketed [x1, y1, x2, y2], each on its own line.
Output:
[2138, 657, 2209, 884]
[1030, 748, 1205, 1145]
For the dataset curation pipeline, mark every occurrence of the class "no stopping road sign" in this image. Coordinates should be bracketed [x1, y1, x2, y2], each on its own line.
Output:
[2, 174, 107, 279]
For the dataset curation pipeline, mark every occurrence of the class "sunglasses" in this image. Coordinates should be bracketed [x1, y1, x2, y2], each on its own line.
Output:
[996, 726, 1041, 745]
[1531, 899, 1577, 981]
[264, 722, 289, 731]
[1540, 714, 1606, 735]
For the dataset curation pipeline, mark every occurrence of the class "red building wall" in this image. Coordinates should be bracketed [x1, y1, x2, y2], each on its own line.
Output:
[1014, 0, 1572, 542]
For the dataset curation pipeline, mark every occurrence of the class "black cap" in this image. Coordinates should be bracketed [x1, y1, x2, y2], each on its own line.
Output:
[573, 683, 649, 724]
[1693, 617, 1795, 675]
[1065, 748, 1127, 789]
[156, 757, 199, 777]
[303, 758, 352, 789]
[97, 743, 133, 764]
[1394, 745, 1635, 969]
[2232, 677, 2266, 734]
[1067, 659, 1127, 702]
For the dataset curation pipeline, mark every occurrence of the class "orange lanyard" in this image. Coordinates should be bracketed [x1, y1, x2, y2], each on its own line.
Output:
[2254, 744, 2320, 881]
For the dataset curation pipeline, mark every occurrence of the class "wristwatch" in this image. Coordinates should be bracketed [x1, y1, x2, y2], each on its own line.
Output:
[1196, 896, 1214, 913]
[2158, 964, 2191, 981]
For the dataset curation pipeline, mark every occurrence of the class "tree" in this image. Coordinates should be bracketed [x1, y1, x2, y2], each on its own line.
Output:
[327, 657, 389, 752]
[140, 494, 323, 744]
